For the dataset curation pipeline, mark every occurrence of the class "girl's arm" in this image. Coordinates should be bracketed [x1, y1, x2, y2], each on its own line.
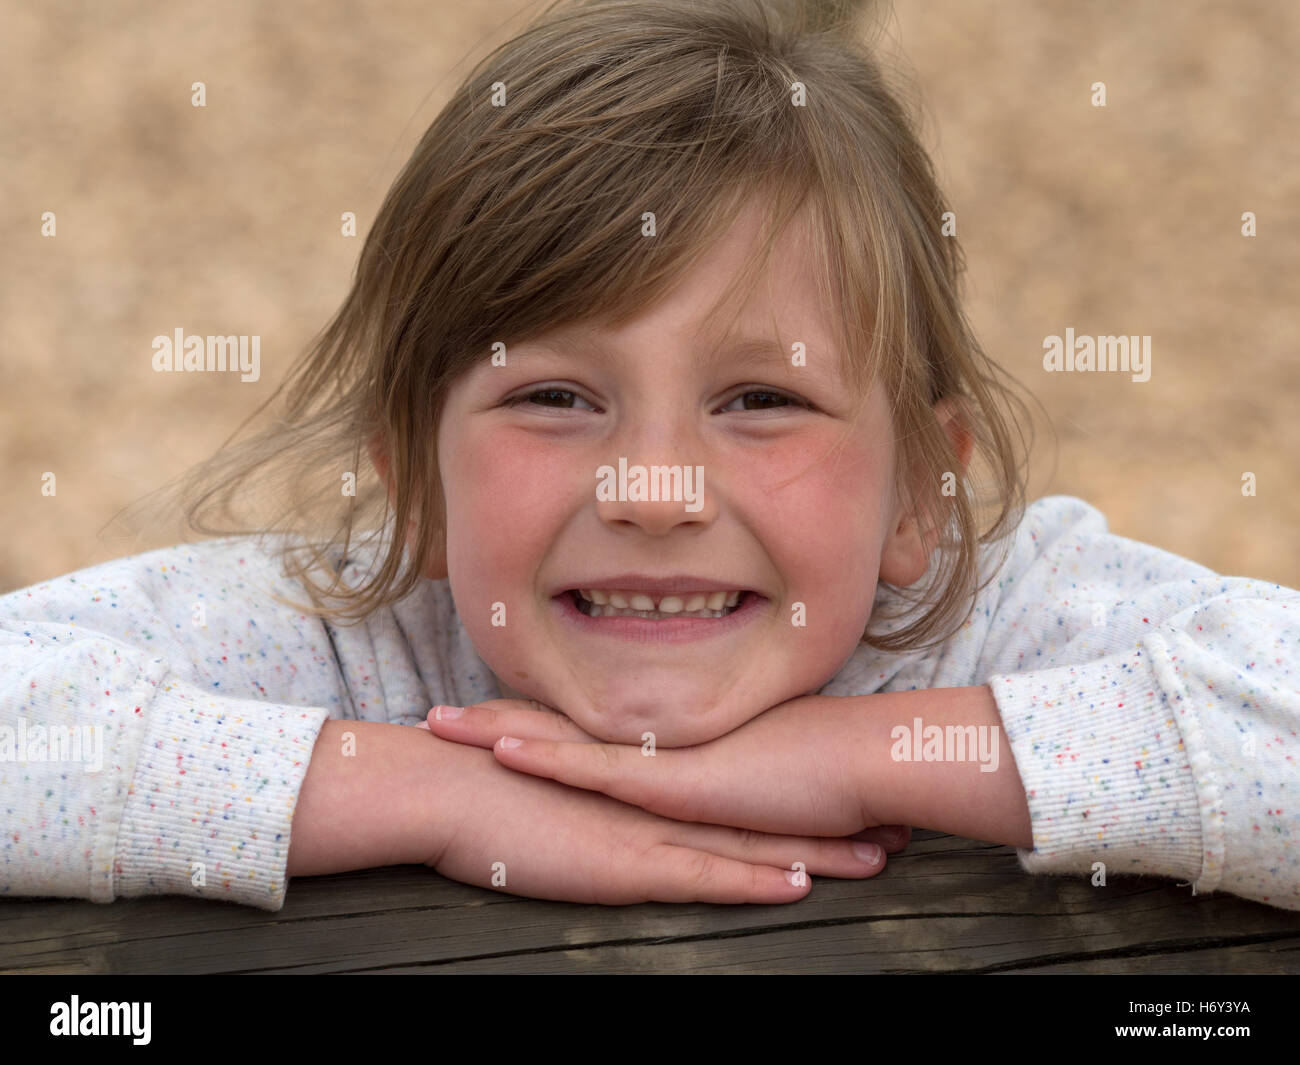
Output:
[894, 495, 1300, 909]
[287, 720, 446, 876]
[0, 539, 339, 911]
[861, 685, 1034, 850]
[0, 642, 328, 911]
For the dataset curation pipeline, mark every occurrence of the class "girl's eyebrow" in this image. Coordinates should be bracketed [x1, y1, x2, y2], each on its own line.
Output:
[523, 331, 803, 370]
[699, 336, 796, 369]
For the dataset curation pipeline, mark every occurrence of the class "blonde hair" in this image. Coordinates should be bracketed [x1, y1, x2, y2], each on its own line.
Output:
[115, 0, 1038, 654]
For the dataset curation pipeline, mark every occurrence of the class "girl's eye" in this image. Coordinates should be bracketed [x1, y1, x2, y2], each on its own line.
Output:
[505, 387, 811, 413]
[718, 389, 811, 413]
[506, 388, 597, 411]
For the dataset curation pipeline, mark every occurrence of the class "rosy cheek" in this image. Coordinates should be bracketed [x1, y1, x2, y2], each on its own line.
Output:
[459, 428, 544, 497]
[753, 441, 883, 607]
[450, 427, 577, 571]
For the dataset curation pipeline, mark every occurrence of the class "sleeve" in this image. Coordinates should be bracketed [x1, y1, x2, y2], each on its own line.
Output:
[0, 549, 332, 912]
[976, 496, 1300, 911]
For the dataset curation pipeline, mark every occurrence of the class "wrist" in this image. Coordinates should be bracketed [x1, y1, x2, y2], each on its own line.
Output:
[287, 719, 448, 877]
[858, 685, 1033, 848]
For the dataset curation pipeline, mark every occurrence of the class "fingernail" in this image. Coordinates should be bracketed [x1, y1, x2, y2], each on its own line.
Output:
[852, 842, 883, 865]
[434, 705, 464, 720]
[414, 720, 430, 730]
[498, 735, 523, 749]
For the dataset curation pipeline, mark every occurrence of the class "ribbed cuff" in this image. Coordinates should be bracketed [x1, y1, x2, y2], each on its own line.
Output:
[112, 669, 330, 911]
[989, 644, 1206, 890]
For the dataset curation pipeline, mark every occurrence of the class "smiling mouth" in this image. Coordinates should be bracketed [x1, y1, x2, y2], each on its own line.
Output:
[569, 588, 750, 619]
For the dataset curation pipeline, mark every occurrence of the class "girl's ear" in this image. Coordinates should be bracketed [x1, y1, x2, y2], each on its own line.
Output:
[368, 430, 450, 580]
[878, 502, 930, 588]
[877, 395, 975, 588]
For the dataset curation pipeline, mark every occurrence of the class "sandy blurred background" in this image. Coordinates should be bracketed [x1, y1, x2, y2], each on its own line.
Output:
[1, 0, 1297, 593]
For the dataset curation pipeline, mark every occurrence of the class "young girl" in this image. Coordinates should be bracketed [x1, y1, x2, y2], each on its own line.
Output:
[3, 0, 1296, 914]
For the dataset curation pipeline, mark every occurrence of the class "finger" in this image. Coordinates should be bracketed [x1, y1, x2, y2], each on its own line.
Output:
[493, 737, 843, 832]
[672, 822, 890, 881]
[425, 700, 597, 748]
[637, 843, 812, 904]
[848, 825, 912, 853]
[491, 736, 692, 818]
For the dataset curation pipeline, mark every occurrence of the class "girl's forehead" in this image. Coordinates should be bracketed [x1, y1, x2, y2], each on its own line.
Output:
[538, 246, 836, 356]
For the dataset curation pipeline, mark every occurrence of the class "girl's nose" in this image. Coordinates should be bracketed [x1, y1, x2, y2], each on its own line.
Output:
[592, 456, 719, 534]
[591, 406, 720, 531]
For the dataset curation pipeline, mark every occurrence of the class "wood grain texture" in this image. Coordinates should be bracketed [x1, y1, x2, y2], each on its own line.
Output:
[4, 831, 1297, 974]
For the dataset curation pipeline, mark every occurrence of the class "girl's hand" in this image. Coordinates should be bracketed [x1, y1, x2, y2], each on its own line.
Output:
[425, 697, 911, 848]
[419, 719, 901, 904]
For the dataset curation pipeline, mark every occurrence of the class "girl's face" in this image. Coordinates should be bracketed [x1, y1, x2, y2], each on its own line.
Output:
[432, 201, 925, 746]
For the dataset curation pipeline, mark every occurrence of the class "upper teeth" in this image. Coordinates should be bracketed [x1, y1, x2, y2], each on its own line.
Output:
[578, 589, 741, 612]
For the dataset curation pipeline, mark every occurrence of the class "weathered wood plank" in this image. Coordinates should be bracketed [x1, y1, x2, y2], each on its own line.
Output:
[353, 926, 1300, 975]
[1008, 937, 1300, 973]
[2, 832, 1296, 974]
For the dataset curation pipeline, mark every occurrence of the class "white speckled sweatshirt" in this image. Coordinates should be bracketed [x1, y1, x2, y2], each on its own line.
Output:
[1, 496, 1296, 911]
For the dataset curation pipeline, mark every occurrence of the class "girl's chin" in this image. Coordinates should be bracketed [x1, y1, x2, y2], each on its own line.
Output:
[569, 705, 755, 748]
[495, 675, 788, 744]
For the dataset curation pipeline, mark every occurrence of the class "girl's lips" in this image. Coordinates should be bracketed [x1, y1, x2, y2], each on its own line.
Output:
[551, 588, 766, 643]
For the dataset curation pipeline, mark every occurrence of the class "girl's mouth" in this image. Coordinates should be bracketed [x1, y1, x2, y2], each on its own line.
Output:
[569, 588, 751, 619]
[551, 585, 767, 643]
